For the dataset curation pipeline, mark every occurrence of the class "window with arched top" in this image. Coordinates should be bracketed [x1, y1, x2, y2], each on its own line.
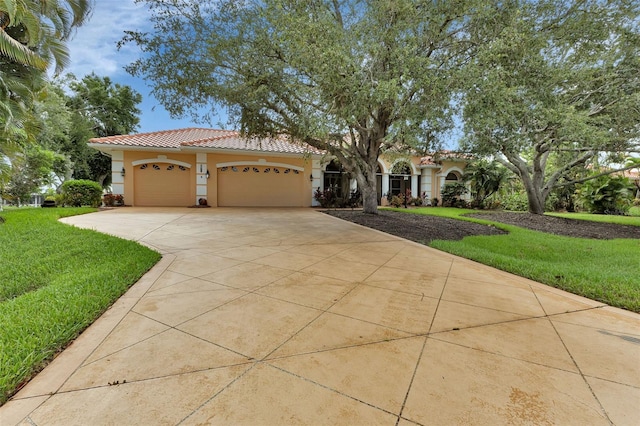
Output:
[324, 160, 347, 197]
[389, 160, 413, 196]
[325, 160, 344, 172]
[391, 161, 412, 175]
[445, 172, 460, 181]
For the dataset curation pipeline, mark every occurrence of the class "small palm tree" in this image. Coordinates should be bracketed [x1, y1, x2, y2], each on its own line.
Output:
[462, 159, 510, 209]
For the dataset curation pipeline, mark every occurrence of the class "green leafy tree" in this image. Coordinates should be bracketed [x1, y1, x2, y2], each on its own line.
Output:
[65, 73, 142, 187]
[121, 0, 503, 214]
[461, 0, 640, 214]
[462, 159, 509, 209]
[0, 146, 60, 205]
[34, 82, 74, 187]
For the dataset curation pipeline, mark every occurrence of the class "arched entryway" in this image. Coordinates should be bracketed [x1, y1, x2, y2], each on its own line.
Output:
[390, 161, 413, 197]
[323, 160, 351, 198]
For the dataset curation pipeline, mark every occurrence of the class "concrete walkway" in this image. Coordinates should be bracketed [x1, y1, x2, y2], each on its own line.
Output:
[2, 208, 639, 425]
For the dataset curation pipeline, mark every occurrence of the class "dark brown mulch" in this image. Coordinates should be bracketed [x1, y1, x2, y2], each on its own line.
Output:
[466, 212, 640, 240]
[323, 209, 507, 244]
[324, 209, 640, 241]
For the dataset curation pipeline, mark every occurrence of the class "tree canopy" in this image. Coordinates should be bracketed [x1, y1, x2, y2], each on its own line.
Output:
[0, 0, 93, 182]
[36, 74, 142, 188]
[123, 0, 501, 213]
[123, 0, 639, 214]
[461, 0, 640, 214]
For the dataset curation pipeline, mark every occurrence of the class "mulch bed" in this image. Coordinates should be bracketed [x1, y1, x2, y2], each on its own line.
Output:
[466, 212, 640, 240]
[323, 209, 640, 241]
[323, 209, 506, 244]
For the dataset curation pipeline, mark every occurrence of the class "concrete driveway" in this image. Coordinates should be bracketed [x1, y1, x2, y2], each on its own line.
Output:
[2, 208, 639, 425]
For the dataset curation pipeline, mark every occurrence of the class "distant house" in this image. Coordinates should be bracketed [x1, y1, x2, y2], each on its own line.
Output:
[89, 128, 469, 207]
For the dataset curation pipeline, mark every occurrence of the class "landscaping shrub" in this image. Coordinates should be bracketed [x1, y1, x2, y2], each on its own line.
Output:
[59, 180, 103, 207]
[389, 195, 404, 208]
[576, 175, 635, 215]
[441, 182, 468, 207]
[103, 193, 124, 207]
[314, 188, 339, 208]
[314, 188, 361, 208]
[498, 191, 529, 211]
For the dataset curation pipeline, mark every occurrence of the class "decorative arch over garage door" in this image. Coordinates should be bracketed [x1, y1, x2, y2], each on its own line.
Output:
[133, 156, 192, 206]
[216, 161, 306, 207]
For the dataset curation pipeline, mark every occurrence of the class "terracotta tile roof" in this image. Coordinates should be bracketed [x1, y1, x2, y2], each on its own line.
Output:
[89, 128, 323, 155]
[420, 151, 473, 166]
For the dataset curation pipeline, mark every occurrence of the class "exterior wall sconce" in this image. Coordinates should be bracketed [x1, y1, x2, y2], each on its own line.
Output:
[121, 167, 126, 177]
[206, 169, 210, 179]
[309, 173, 313, 182]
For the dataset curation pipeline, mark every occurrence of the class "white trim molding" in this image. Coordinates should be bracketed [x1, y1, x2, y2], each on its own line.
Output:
[389, 158, 419, 175]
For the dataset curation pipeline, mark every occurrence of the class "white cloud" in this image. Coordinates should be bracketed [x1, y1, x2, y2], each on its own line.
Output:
[66, 0, 151, 78]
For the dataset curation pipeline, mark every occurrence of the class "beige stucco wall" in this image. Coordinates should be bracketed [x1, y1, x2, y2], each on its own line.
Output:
[118, 149, 463, 207]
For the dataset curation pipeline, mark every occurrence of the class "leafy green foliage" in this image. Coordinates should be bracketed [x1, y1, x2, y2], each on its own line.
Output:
[0, 1, 92, 173]
[59, 179, 102, 207]
[35, 74, 142, 188]
[575, 175, 635, 215]
[0, 146, 61, 204]
[440, 182, 468, 207]
[462, 159, 509, 208]
[0, 208, 160, 404]
[461, 1, 640, 214]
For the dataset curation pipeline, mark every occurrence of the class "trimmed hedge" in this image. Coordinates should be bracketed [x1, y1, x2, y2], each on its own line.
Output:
[59, 180, 103, 207]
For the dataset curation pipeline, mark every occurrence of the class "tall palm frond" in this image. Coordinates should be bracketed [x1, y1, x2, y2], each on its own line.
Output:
[0, 0, 92, 72]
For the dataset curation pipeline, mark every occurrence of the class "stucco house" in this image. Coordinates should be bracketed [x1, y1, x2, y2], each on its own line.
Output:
[89, 128, 469, 207]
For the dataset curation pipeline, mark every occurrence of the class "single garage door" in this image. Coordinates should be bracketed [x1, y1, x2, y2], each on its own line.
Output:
[134, 163, 192, 206]
[217, 165, 304, 207]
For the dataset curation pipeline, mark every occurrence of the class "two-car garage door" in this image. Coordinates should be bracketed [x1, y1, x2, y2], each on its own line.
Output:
[134, 163, 192, 207]
[217, 165, 305, 207]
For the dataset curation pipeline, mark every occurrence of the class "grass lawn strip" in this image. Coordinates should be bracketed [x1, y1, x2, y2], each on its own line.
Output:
[0, 208, 161, 405]
[386, 207, 640, 314]
[548, 211, 640, 226]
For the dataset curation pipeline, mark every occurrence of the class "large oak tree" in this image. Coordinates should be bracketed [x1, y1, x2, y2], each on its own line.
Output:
[461, 0, 640, 214]
[122, 0, 499, 213]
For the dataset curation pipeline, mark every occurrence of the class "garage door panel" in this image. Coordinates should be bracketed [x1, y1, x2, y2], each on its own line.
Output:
[134, 164, 192, 207]
[217, 166, 304, 207]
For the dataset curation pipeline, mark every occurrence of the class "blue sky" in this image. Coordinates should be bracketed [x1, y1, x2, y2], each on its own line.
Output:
[65, 0, 226, 134]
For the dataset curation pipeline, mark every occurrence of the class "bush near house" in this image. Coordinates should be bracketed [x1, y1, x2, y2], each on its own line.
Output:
[58, 180, 103, 207]
[441, 182, 468, 208]
[103, 193, 124, 207]
[576, 175, 635, 215]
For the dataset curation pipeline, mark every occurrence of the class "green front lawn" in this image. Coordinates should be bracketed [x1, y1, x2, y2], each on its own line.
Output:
[0, 208, 161, 405]
[387, 207, 640, 313]
[548, 211, 640, 225]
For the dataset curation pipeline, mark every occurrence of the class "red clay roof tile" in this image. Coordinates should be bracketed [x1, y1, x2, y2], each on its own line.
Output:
[89, 128, 322, 155]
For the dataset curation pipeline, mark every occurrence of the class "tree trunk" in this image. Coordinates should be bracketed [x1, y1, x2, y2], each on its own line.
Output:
[352, 160, 379, 215]
[525, 186, 545, 214]
[361, 184, 378, 214]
